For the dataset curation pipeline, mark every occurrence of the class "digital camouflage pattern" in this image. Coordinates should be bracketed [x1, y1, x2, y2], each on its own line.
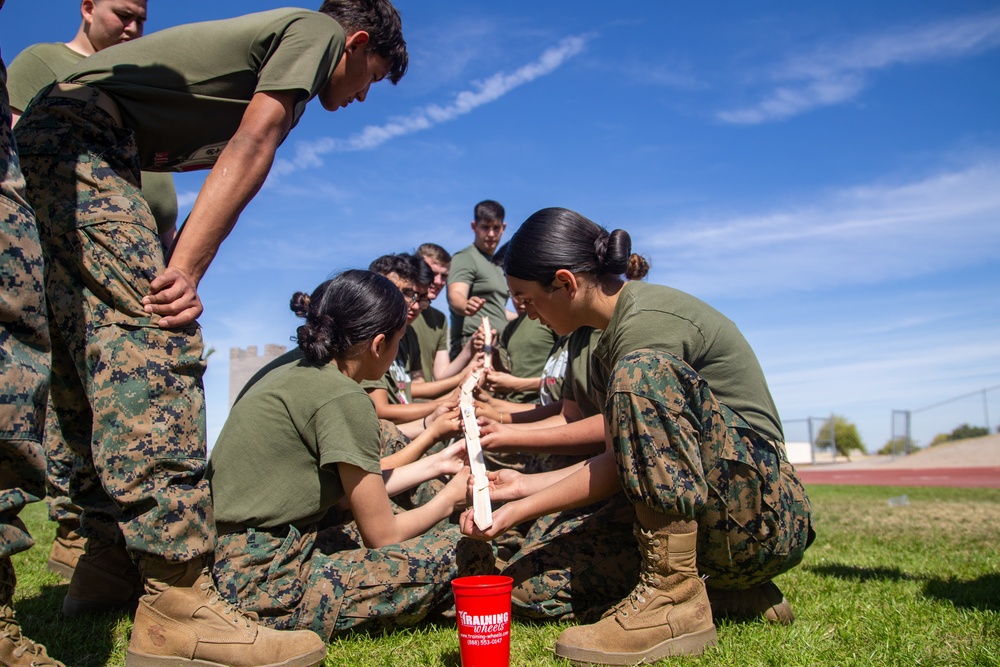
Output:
[42, 415, 85, 527]
[214, 519, 495, 639]
[502, 491, 638, 622]
[14, 94, 213, 561]
[0, 55, 49, 562]
[609, 349, 813, 589]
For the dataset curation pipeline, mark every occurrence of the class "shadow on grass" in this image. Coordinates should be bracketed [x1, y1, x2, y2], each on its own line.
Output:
[809, 563, 1000, 612]
[923, 572, 1000, 612]
[16, 582, 125, 667]
[807, 563, 919, 582]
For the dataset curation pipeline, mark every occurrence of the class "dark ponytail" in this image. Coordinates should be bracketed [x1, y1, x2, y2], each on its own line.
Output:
[504, 208, 632, 284]
[291, 269, 407, 364]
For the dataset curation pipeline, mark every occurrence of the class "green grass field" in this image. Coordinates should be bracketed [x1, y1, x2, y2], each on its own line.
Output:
[10, 485, 1000, 666]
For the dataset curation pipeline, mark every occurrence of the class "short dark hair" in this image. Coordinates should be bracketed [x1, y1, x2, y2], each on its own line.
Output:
[318, 0, 408, 84]
[416, 243, 451, 265]
[474, 200, 505, 224]
[368, 252, 430, 286]
[504, 208, 633, 285]
[290, 269, 407, 363]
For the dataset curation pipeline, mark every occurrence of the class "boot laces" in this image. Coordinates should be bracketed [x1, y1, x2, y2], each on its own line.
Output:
[613, 531, 663, 618]
[199, 578, 254, 631]
[0, 608, 64, 667]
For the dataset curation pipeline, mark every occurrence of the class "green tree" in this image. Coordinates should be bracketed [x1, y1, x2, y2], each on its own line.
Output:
[816, 414, 866, 459]
[928, 433, 952, 447]
[877, 437, 914, 456]
[948, 423, 989, 441]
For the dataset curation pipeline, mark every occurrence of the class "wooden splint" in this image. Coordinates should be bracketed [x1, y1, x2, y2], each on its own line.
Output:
[459, 368, 492, 530]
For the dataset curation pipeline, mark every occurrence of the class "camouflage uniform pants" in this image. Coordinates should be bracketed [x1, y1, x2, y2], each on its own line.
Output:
[14, 93, 213, 561]
[213, 520, 495, 640]
[610, 350, 813, 589]
[502, 491, 638, 622]
[44, 396, 85, 527]
[0, 55, 50, 565]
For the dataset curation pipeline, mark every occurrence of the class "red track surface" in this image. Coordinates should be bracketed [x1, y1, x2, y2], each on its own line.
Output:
[797, 466, 1000, 488]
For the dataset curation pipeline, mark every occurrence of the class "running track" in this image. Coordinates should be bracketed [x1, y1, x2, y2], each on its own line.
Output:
[797, 467, 1000, 488]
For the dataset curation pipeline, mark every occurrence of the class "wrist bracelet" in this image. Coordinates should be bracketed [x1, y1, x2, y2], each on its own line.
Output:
[422, 415, 428, 429]
[499, 413, 504, 425]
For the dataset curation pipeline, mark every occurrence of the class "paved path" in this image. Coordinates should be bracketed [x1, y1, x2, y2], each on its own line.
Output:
[798, 466, 1000, 488]
[795, 434, 1000, 488]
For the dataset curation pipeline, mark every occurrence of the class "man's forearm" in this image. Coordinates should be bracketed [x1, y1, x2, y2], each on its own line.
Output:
[167, 91, 294, 283]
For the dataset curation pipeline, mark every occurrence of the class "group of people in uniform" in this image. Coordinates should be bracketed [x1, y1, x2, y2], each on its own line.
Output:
[0, 1, 815, 666]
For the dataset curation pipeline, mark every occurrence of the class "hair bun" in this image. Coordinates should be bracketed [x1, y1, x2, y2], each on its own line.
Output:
[602, 229, 631, 275]
[593, 233, 610, 269]
[626, 253, 650, 280]
[290, 292, 311, 318]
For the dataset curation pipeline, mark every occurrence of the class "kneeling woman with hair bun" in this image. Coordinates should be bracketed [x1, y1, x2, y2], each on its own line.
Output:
[461, 208, 814, 665]
[208, 269, 493, 640]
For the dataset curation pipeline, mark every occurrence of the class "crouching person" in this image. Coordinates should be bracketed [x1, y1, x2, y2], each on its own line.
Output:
[207, 270, 494, 640]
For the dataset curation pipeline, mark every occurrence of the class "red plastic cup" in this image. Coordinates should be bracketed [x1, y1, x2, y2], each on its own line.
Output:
[452, 575, 513, 667]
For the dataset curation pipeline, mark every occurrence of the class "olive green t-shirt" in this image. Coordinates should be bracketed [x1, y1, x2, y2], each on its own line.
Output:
[208, 359, 381, 529]
[497, 313, 559, 403]
[560, 326, 604, 419]
[7, 42, 178, 234]
[448, 244, 509, 357]
[64, 8, 344, 171]
[593, 281, 784, 443]
[410, 306, 447, 381]
[7, 43, 80, 112]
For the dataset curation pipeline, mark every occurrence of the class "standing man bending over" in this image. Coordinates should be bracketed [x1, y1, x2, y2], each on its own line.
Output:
[13, 1, 407, 665]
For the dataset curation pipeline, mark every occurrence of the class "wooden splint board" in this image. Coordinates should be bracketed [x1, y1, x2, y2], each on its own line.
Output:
[459, 368, 492, 530]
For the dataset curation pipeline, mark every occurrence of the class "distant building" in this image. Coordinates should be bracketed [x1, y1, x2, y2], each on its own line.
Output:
[228, 344, 287, 407]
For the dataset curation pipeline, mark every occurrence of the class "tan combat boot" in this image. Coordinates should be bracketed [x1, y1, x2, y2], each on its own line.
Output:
[46, 523, 84, 580]
[707, 580, 794, 625]
[554, 506, 717, 665]
[126, 557, 327, 667]
[63, 537, 142, 616]
[1, 557, 66, 667]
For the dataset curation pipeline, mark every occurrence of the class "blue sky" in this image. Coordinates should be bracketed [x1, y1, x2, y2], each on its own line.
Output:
[3, 1, 999, 453]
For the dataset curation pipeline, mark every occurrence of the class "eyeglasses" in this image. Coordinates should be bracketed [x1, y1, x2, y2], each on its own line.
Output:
[401, 289, 428, 306]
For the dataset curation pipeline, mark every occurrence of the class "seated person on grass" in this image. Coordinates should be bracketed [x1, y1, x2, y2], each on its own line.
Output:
[208, 270, 494, 641]
[461, 208, 813, 666]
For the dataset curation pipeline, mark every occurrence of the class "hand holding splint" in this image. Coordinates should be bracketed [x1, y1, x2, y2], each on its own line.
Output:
[427, 407, 462, 441]
[440, 466, 473, 512]
[459, 499, 520, 541]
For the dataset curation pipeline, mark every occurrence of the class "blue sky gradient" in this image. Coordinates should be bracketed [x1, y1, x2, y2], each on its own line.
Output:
[3, 0, 998, 452]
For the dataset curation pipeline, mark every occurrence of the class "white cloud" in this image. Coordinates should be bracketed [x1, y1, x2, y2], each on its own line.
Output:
[639, 158, 1000, 297]
[718, 10, 1000, 124]
[175, 190, 199, 207]
[271, 35, 589, 177]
